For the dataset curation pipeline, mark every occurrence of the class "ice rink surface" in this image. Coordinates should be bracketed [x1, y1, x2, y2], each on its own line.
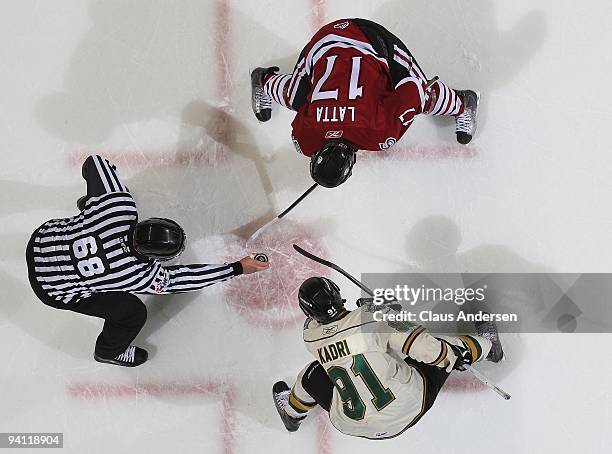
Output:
[2, 0, 612, 452]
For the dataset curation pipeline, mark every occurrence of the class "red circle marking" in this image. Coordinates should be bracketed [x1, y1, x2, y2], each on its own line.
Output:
[224, 222, 330, 329]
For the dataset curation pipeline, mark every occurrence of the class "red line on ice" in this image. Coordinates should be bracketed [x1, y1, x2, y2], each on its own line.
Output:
[361, 143, 479, 161]
[66, 143, 478, 169]
[68, 381, 236, 453]
[66, 148, 228, 169]
[308, 2, 333, 452]
[214, 0, 232, 108]
[311, 0, 326, 30]
[315, 414, 332, 454]
[213, 8, 237, 449]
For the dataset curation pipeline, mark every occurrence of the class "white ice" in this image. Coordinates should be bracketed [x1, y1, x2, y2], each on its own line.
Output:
[1, 1, 612, 453]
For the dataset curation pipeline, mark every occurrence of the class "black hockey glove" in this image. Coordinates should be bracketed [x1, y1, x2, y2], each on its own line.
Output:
[355, 297, 374, 307]
[450, 344, 473, 371]
[356, 298, 403, 313]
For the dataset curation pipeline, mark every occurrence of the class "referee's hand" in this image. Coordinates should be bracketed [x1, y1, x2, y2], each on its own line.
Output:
[239, 256, 270, 274]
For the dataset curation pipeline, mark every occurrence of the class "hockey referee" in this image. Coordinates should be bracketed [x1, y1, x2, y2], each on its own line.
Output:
[26, 155, 269, 367]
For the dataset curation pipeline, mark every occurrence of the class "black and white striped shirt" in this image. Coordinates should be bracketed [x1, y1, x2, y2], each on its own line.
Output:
[26, 155, 241, 307]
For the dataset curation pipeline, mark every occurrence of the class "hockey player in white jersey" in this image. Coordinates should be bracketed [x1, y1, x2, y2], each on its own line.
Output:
[273, 277, 504, 440]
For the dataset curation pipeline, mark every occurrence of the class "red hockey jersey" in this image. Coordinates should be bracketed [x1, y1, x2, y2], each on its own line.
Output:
[287, 20, 427, 157]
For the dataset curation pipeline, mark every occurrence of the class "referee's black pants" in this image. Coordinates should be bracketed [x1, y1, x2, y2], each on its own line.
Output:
[71, 292, 147, 359]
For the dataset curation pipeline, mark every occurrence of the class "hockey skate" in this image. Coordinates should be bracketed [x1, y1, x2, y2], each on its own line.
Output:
[250, 67, 279, 122]
[272, 381, 305, 432]
[94, 345, 148, 367]
[454, 90, 480, 145]
[475, 316, 504, 363]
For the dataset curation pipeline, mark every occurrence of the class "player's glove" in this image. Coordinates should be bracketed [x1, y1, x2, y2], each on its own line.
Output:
[356, 298, 402, 311]
[450, 344, 473, 371]
[355, 297, 373, 307]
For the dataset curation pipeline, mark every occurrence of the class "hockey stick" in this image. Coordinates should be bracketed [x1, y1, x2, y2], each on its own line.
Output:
[248, 183, 318, 242]
[425, 75, 439, 90]
[292, 244, 512, 401]
[293, 244, 374, 295]
[463, 364, 511, 400]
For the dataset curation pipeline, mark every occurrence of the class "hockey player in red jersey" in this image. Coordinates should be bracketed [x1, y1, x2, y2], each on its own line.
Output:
[251, 18, 479, 188]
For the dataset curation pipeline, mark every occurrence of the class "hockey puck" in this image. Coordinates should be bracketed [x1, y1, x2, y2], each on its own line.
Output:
[252, 253, 269, 263]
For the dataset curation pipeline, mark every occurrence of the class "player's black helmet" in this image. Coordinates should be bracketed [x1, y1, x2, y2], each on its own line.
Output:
[132, 218, 186, 261]
[310, 140, 357, 188]
[299, 277, 346, 323]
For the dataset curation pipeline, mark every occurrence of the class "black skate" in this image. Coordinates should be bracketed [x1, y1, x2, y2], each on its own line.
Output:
[272, 381, 305, 432]
[455, 90, 480, 145]
[94, 345, 148, 367]
[475, 316, 504, 363]
[251, 67, 279, 122]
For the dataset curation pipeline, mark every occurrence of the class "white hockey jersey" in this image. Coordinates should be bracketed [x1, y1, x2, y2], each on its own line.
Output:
[303, 304, 451, 439]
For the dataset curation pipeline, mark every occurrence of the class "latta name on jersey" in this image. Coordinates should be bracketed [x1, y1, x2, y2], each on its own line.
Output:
[316, 106, 356, 123]
[317, 339, 351, 364]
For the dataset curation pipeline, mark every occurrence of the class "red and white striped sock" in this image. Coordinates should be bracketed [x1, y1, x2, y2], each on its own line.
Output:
[425, 80, 465, 116]
[263, 73, 292, 108]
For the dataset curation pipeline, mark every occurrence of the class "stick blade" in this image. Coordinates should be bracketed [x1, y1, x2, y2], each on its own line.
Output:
[292, 244, 307, 254]
[293, 244, 331, 266]
[247, 218, 279, 243]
